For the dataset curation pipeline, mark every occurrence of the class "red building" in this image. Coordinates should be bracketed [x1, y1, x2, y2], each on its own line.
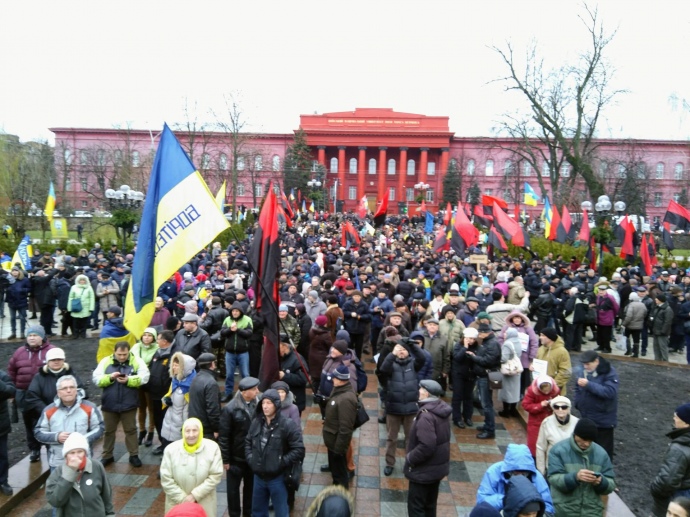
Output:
[51, 108, 690, 225]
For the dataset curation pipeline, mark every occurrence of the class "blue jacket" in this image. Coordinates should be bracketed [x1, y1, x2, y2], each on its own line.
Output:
[6, 277, 31, 309]
[416, 347, 433, 382]
[477, 443, 555, 514]
[573, 356, 619, 428]
[502, 474, 545, 517]
[369, 297, 394, 329]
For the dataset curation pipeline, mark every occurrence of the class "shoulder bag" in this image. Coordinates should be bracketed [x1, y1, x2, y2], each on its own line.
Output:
[500, 348, 524, 377]
[353, 396, 370, 429]
[487, 370, 503, 390]
[70, 296, 83, 313]
[285, 460, 303, 491]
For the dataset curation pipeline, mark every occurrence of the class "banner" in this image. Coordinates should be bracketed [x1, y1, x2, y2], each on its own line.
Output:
[50, 218, 69, 239]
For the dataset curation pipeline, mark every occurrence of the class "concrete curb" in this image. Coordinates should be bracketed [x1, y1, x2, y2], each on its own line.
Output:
[0, 450, 50, 517]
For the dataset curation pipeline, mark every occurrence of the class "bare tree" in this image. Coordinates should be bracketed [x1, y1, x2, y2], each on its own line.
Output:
[492, 4, 624, 201]
[597, 140, 649, 216]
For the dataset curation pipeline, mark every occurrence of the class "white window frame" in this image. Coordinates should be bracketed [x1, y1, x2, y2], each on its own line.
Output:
[219, 153, 228, 171]
[428, 162, 436, 176]
[81, 200, 88, 208]
[656, 162, 664, 179]
[618, 164, 626, 179]
[254, 184, 262, 197]
[504, 159, 513, 176]
[542, 162, 549, 177]
[237, 184, 245, 196]
[654, 192, 662, 207]
[131, 151, 140, 167]
[675, 163, 684, 180]
[485, 159, 494, 176]
[674, 193, 681, 203]
[467, 159, 475, 176]
[407, 159, 415, 176]
[64, 148, 73, 166]
[348, 186, 357, 200]
[237, 156, 245, 171]
[389, 188, 396, 201]
[330, 157, 338, 173]
[485, 189, 493, 196]
[272, 155, 280, 171]
[349, 158, 357, 174]
[406, 188, 414, 201]
[254, 155, 263, 171]
[97, 149, 106, 167]
[368, 158, 377, 175]
[80, 150, 88, 166]
[560, 163, 570, 177]
[201, 153, 211, 170]
[387, 158, 396, 175]
[636, 162, 646, 179]
[523, 162, 531, 176]
[425, 189, 434, 202]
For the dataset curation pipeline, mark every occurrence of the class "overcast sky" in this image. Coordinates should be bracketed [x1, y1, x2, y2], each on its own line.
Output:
[1, 0, 689, 144]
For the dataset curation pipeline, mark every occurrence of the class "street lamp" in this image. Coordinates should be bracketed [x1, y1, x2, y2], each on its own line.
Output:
[581, 195, 626, 275]
[105, 185, 145, 252]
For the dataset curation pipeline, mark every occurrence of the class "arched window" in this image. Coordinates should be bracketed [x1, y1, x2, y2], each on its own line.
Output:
[560, 163, 570, 177]
[636, 162, 646, 179]
[675, 163, 684, 180]
[272, 155, 280, 171]
[656, 162, 664, 179]
[254, 155, 263, 171]
[219, 153, 228, 171]
[349, 158, 357, 174]
[387, 158, 396, 175]
[467, 159, 475, 176]
[201, 153, 211, 170]
[131, 151, 140, 167]
[237, 183, 245, 196]
[618, 164, 626, 179]
[542, 161, 550, 177]
[97, 149, 106, 167]
[237, 156, 245, 171]
[485, 159, 494, 176]
[330, 157, 338, 173]
[254, 184, 263, 197]
[368, 158, 377, 175]
[64, 148, 73, 166]
[80, 150, 88, 166]
[504, 160, 513, 175]
[523, 162, 531, 176]
[428, 162, 436, 176]
[407, 159, 415, 175]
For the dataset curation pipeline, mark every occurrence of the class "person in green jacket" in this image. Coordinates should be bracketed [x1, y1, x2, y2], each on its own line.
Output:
[67, 274, 95, 339]
[547, 418, 615, 517]
[130, 327, 159, 447]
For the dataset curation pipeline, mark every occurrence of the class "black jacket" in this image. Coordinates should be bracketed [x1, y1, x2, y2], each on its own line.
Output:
[0, 370, 16, 437]
[172, 327, 212, 360]
[24, 364, 85, 415]
[452, 341, 480, 380]
[200, 306, 229, 336]
[146, 346, 173, 399]
[651, 427, 690, 512]
[220, 302, 253, 354]
[380, 346, 426, 416]
[469, 334, 501, 377]
[218, 390, 258, 464]
[342, 299, 372, 335]
[532, 292, 554, 318]
[404, 397, 452, 484]
[279, 349, 309, 412]
[187, 368, 221, 436]
[244, 411, 305, 480]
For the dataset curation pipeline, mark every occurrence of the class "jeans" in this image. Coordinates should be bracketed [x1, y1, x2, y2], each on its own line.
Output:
[477, 377, 495, 434]
[252, 474, 288, 517]
[9, 306, 26, 335]
[225, 352, 249, 395]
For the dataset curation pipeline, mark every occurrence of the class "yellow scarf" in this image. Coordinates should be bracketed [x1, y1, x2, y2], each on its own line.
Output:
[182, 418, 204, 454]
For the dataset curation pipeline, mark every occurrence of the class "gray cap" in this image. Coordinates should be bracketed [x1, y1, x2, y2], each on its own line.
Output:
[419, 379, 444, 397]
[181, 313, 198, 322]
[426, 318, 440, 325]
[238, 377, 260, 391]
[197, 353, 216, 365]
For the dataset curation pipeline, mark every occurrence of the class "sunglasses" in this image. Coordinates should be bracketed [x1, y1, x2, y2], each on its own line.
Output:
[552, 405, 569, 410]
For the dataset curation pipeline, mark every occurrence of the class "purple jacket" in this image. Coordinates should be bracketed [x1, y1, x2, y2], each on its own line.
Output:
[596, 293, 619, 327]
[498, 311, 538, 369]
[8, 341, 55, 390]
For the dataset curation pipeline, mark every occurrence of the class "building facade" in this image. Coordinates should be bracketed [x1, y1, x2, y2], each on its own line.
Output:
[51, 108, 690, 225]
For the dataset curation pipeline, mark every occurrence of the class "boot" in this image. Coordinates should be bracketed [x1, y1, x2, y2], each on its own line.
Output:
[498, 403, 511, 418]
[510, 403, 520, 417]
[138, 430, 147, 445]
[632, 345, 639, 358]
[624, 341, 632, 356]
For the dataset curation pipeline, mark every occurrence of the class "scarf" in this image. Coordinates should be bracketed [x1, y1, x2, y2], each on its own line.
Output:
[172, 369, 196, 395]
[182, 418, 204, 454]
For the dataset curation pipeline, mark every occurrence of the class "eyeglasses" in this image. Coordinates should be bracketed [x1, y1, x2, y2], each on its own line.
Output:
[552, 405, 569, 410]
[58, 386, 77, 391]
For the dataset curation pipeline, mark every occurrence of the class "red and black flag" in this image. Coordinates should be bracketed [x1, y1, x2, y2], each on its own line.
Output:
[649, 233, 659, 264]
[443, 202, 452, 226]
[473, 204, 493, 228]
[640, 233, 653, 276]
[493, 201, 530, 248]
[555, 205, 574, 243]
[487, 225, 508, 252]
[548, 205, 561, 241]
[618, 216, 636, 261]
[248, 184, 282, 391]
[664, 200, 690, 231]
[373, 189, 390, 227]
[277, 190, 294, 228]
[450, 201, 479, 256]
[482, 195, 508, 217]
[585, 237, 599, 266]
[341, 221, 361, 249]
[579, 208, 591, 243]
[663, 221, 675, 251]
[432, 225, 450, 252]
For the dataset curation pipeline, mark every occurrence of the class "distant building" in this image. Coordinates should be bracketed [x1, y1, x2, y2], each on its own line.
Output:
[51, 108, 690, 225]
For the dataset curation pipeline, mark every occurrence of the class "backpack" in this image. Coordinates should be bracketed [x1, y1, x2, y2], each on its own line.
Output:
[353, 356, 368, 393]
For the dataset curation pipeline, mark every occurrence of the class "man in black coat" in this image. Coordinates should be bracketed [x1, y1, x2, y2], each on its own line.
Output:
[404, 379, 451, 517]
[0, 369, 16, 495]
[31, 268, 58, 337]
[149, 330, 174, 455]
[467, 323, 501, 439]
[188, 353, 221, 440]
[278, 340, 309, 414]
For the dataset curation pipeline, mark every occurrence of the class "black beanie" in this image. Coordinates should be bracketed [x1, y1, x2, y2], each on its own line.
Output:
[574, 418, 598, 441]
[540, 327, 558, 342]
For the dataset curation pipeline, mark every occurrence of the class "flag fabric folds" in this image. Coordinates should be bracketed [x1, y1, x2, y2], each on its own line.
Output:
[579, 209, 591, 243]
[450, 201, 479, 255]
[548, 205, 561, 241]
[357, 195, 368, 219]
[663, 221, 675, 251]
[664, 200, 690, 231]
[248, 184, 282, 391]
[618, 216, 636, 260]
[487, 225, 508, 252]
[124, 124, 230, 339]
[560, 205, 574, 242]
[443, 202, 452, 226]
[7, 235, 33, 271]
[640, 233, 653, 276]
[424, 211, 434, 233]
[341, 221, 361, 249]
[523, 183, 539, 207]
[482, 195, 507, 218]
[542, 197, 553, 238]
[373, 189, 389, 227]
[493, 202, 530, 248]
[473, 204, 493, 228]
[585, 237, 598, 266]
[215, 181, 226, 213]
[96, 322, 137, 363]
[45, 182, 56, 222]
[432, 225, 450, 252]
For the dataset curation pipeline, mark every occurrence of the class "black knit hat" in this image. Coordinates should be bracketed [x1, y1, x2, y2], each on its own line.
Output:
[574, 418, 598, 441]
[540, 327, 558, 342]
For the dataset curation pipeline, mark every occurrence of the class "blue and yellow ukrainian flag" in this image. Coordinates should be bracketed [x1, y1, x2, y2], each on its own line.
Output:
[2, 234, 33, 271]
[289, 188, 295, 202]
[301, 200, 307, 214]
[524, 182, 539, 207]
[45, 182, 56, 222]
[124, 124, 230, 338]
[215, 180, 227, 213]
[542, 197, 553, 238]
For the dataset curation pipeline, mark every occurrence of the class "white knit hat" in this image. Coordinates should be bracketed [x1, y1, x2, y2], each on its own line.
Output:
[63, 432, 89, 455]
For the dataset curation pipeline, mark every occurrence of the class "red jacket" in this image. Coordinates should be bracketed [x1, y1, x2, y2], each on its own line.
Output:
[8, 341, 55, 390]
[521, 376, 560, 456]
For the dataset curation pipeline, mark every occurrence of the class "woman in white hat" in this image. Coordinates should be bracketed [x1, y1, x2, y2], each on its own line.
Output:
[534, 395, 579, 475]
[45, 432, 114, 516]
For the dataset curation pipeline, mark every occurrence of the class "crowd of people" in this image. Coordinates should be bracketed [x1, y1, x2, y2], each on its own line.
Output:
[1, 214, 690, 516]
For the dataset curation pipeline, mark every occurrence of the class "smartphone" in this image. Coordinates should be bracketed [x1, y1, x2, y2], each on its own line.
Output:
[593, 472, 602, 478]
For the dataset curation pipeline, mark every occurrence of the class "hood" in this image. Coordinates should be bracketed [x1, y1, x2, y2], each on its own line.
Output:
[530, 375, 560, 397]
[668, 427, 690, 444]
[595, 355, 612, 375]
[230, 301, 245, 316]
[305, 484, 354, 517]
[142, 327, 158, 342]
[171, 351, 197, 379]
[420, 398, 452, 419]
[255, 388, 282, 417]
[41, 363, 71, 375]
[74, 274, 90, 286]
[502, 473, 545, 517]
[506, 310, 530, 327]
[500, 444, 538, 476]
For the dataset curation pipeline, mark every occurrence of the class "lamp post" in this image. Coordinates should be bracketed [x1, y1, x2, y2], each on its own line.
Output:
[307, 178, 322, 212]
[414, 182, 430, 213]
[581, 195, 626, 275]
[105, 185, 145, 253]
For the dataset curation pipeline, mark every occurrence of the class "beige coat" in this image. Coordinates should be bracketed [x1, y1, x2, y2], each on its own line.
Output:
[535, 413, 580, 475]
[160, 438, 223, 516]
[535, 337, 572, 397]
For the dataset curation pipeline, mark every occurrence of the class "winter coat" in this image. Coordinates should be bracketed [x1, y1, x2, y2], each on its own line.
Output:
[220, 303, 253, 354]
[161, 354, 197, 441]
[55, 277, 72, 312]
[32, 271, 58, 307]
[0, 370, 16, 437]
[622, 300, 648, 330]
[278, 313, 301, 345]
[6, 276, 30, 309]
[421, 329, 450, 379]
[68, 276, 96, 318]
[502, 474, 546, 517]
[160, 438, 223, 517]
[403, 397, 451, 484]
[451, 340, 479, 381]
[172, 327, 212, 360]
[188, 369, 221, 437]
[244, 410, 305, 480]
[380, 346, 426, 416]
[308, 325, 333, 379]
[323, 382, 358, 455]
[547, 437, 615, 517]
[650, 427, 690, 514]
[532, 292, 554, 318]
[417, 346, 434, 382]
[522, 377, 560, 456]
[296, 312, 312, 357]
[8, 340, 55, 392]
[498, 311, 539, 369]
[342, 298, 372, 335]
[199, 306, 228, 337]
[477, 443, 555, 514]
[218, 390, 258, 464]
[468, 334, 501, 377]
[487, 298, 530, 333]
[305, 298, 327, 324]
[573, 355, 619, 428]
[499, 336, 522, 404]
[305, 485, 354, 517]
[595, 292, 619, 327]
[34, 393, 105, 468]
[651, 302, 675, 336]
[24, 363, 85, 415]
[46, 459, 114, 517]
[147, 346, 173, 399]
[507, 281, 526, 305]
[320, 351, 359, 396]
[535, 336, 572, 396]
[279, 348, 308, 412]
[96, 280, 120, 312]
[93, 352, 150, 413]
[535, 414, 579, 475]
[370, 297, 394, 329]
[438, 318, 465, 350]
